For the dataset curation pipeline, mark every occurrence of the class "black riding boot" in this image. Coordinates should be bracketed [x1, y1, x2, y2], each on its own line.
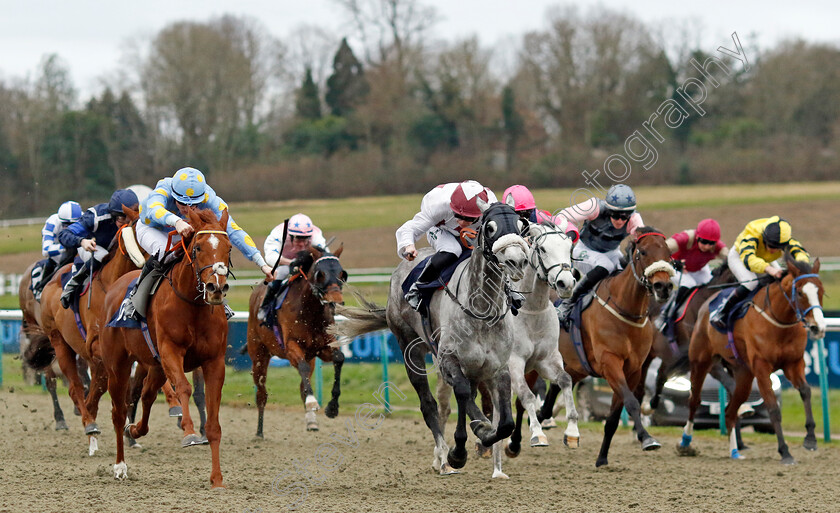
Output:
[556, 266, 610, 326]
[258, 278, 286, 324]
[404, 251, 458, 311]
[60, 263, 91, 309]
[124, 255, 162, 320]
[710, 285, 750, 331]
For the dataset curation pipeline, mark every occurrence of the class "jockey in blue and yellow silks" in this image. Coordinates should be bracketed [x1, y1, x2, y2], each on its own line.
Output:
[709, 215, 810, 329]
[125, 167, 273, 319]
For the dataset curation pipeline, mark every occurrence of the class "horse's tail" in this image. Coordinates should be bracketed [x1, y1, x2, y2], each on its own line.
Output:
[21, 323, 56, 370]
[661, 347, 691, 380]
[329, 293, 388, 347]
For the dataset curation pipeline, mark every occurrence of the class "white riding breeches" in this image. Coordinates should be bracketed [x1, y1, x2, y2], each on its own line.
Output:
[572, 241, 623, 274]
[427, 226, 463, 257]
[136, 221, 178, 259]
[672, 265, 713, 289]
[727, 246, 780, 291]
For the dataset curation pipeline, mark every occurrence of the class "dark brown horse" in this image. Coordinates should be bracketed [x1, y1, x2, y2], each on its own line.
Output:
[246, 246, 346, 434]
[36, 208, 145, 455]
[540, 227, 674, 467]
[677, 252, 825, 464]
[100, 207, 231, 487]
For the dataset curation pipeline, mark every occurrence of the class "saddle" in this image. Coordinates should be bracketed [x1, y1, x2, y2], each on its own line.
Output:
[708, 286, 761, 335]
[400, 250, 473, 315]
[259, 278, 293, 329]
[567, 288, 599, 377]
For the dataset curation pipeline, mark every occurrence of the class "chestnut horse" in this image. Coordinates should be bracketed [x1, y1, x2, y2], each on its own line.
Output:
[36, 207, 146, 455]
[677, 252, 825, 464]
[100, 208, 231, 487]
[540, 227, 674, 467]
[246, 246, 347, 434]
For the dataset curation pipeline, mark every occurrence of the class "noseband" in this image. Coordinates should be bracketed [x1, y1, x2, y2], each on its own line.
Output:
[779, 273, 823, 325]
[306, 255, 344, 305]
[528, 227, 573, 283]
[629, 232, 674, 293]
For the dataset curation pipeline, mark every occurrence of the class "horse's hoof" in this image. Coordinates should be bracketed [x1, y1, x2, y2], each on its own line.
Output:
[305, 396, 320, 411]
[169, 406, 183, 418]
[530, 434, 549, 447]
[182, 434, 203, 447]
[504, 441, 521, 458]
[737, 403, 755, 418]
[564, 435, 580, 449]
[324, 402, 339, 419]
[439, 463, 460, 476]
[540, 417, 557, 429]
[475, 441, 492, 459]
[469, 419, 492, 438]
[803, 437, 818, 451]
[88, 436, 99, 456]
[491, 469, 509, 479]
[84, 423, 100, 436]
[114, 462, 128, 480]
[781, 456, 797, 465]
[125, 436, 143, 450]
[199, 435, 209, 445]
[640, 400, 654, 416]
[447, 447, 468, 469]
[730, 449, 745, 460]
[737, 443, 750, 451]
[675, 443, 697, 457]
[306, 423, 319, 431]
[73, 406, 81, 416]
[55, 420, 69, 431]
[595, 458, 608, 468]
[641, 437, 661, 451]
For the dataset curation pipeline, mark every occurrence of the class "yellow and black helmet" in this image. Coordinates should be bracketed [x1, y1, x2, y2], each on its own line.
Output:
[762, 216, 792, 249]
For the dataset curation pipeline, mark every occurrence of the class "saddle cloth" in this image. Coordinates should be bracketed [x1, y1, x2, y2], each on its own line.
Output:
[400, 249, 473, 302]
[708, 286, 761, 334]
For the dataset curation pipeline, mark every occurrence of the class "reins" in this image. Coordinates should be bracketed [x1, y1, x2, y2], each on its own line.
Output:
[164, 229, 232, 306]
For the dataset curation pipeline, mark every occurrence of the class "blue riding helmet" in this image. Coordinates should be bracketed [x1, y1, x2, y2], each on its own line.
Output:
[57, 201, 82, 223]
[108, 189, 139, 215]
[171, 167, 207, 205]
[605, 184, 636, 212]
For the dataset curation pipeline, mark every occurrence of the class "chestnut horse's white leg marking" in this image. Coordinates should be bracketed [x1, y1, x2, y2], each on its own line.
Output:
[114, 461, 128, 480]
[88, 435, 98, 456]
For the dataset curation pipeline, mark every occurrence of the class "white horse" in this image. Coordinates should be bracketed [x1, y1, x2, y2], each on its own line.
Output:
[438, 220, 581, 478]
[333, 201, 529, 475]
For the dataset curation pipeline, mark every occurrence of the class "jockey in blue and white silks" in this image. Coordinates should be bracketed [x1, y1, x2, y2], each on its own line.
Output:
[58, 190, 139, 308]
[32, 201, 83, 295]
[126, 167, 274, 319]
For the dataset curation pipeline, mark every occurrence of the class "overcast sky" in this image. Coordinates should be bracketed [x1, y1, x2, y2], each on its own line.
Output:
[0, 0, 834, 98]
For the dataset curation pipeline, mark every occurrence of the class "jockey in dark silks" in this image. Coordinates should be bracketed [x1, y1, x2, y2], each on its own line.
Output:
[555, 184, 644, 325]
[58, 190, 139, 308]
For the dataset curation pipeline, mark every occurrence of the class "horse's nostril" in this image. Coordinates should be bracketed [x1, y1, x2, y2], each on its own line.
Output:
[222, 283, 229, 293]
[206, 283, 217, 293]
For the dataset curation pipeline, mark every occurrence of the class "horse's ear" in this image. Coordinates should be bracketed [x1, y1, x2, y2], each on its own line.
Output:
[476, 197, 490, 213]
[813, 258, 820, 274]
[219, 209, 229, 230]
[784, 250, 799, 275]
[122, 205, 139, 221]
[308, 245, 323, 259]
[333, 243, 344, 258]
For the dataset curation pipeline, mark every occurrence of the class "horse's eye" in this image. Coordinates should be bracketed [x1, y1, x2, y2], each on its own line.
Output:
[639, 249, 647, 256]
[195, 244, 201, 252]
[486, 220, 497, 238]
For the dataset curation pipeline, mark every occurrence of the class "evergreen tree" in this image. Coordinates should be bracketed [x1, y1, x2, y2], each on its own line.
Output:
[295, 68, 322, 120]
[501, 85, 524, 172]
[325, 38, 370, 117]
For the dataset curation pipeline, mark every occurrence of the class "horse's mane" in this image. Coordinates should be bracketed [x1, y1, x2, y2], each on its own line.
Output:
[785, 248, 813, 274]
[291, 250, 315, 273]
[711, 261, 730, 278]
[192, 207, 224, 229]
[634, 226, 662, 237]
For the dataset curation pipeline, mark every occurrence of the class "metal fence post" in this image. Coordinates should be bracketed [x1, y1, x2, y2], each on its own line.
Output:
[718, 384, 727, 435]
[816, 337, 832, 442]
[380, 331, 390, 413]
[315, 357, 323, 406]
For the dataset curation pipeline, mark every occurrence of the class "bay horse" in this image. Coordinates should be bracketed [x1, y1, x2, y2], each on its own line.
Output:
[540, 227, 674, 467]
[677, 251, 825, 464]
[246, 246, 347, 434]
[19, 260, 88, 431]
[334, 201, 530, 475]
[100, 207, 231, 487]
[36, 207, 146, 455]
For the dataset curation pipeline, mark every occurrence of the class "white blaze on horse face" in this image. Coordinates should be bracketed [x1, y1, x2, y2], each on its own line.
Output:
[802, 282, 826, 337]
[208, 234, 219, 249]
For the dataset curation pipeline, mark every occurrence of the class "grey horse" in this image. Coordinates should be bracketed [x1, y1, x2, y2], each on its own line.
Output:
[332, 201, 529, 474]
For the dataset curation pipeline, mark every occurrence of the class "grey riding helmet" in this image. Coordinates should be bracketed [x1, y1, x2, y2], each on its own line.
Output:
[605, 184, 636, 212]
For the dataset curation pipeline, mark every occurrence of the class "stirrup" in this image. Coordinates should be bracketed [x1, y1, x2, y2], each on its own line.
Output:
[405, 287, 422, 311]
[224, 303, 235, 320]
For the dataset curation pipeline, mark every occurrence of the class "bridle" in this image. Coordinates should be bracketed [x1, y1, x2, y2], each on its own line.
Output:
[628, 231, 674, 293]
[777, 273, 823, 326]
[166, 229, 232, 305]
[307, 255, 345, 305]
[528, 226, 573, 285]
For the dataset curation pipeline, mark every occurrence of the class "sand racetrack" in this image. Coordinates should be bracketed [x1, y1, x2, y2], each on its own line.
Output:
[0, 388, 837, 513]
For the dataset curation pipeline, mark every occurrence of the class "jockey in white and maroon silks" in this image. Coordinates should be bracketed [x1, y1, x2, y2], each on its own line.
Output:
[502, 185, 580, 243]
[396, 180, 498, 311]
[659, 218, 728, 324]
[554, 184, 644, 325]
[257, 213, 329, 322]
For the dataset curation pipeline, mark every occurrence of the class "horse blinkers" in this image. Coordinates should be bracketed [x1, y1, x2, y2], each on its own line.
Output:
[310, 256, 345, 305]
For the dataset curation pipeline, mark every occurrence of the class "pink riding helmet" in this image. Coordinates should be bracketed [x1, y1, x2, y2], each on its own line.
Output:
[696, 218, 721, 243]
[503, 185, 537, 212]
[288, 213, 315, 237]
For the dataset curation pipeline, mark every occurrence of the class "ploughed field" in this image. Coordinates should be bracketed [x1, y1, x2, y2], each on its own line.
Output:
[0, 389, 837, 513]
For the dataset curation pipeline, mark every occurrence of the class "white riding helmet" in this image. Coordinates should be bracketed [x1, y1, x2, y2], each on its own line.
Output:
[57, 201, 82, 223]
